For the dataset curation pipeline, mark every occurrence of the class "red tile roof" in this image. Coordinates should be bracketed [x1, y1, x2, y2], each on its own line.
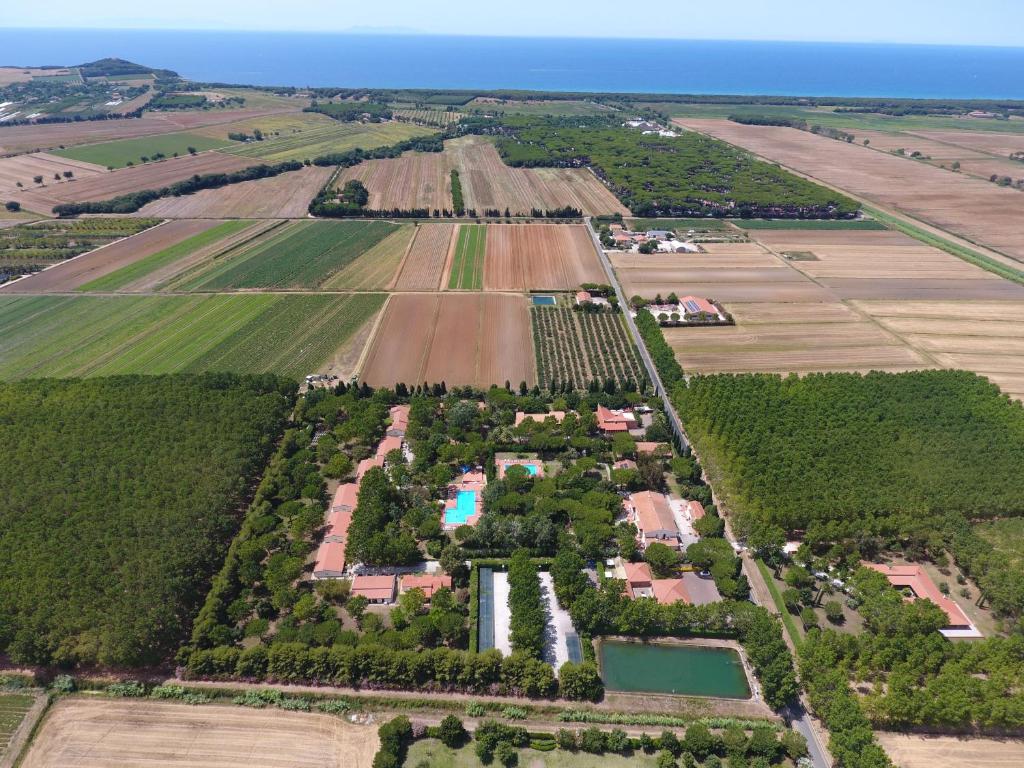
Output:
[331, 482, 359, 512]
[324, 508, 352, 543]
[388, 404, 410, 434]
[313, 540, 346, 578]
[623, 561, 653, 588]
[685, 500, 705, 521]
[400, 574, 453, 599]
[636, 441, 671, 456]
[597, 405, 637, 432]
[356, 456, 383, 480]
[863, 562, 971, 628]
[652, 578, 690, 605]
[351, 574, 397, 602]
[628, 491, 678, 537]
[375, 435, 404, 460]
[514, 410, 566, 426]
[679, 296, 718, 316]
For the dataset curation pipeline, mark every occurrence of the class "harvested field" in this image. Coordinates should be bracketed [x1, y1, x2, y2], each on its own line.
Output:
[0, 152, 106, 195]
[20, 698, 377, 768]
[875, 732, 1024, 768]
[133, 164, 333, 218]
[51, 132, 230, 169]
[394, 223, 455, 290]
[180, 220, 398, 290]
[484, 224, 604, 290]
[0, 220, 217, 293]
[852, 299, 1024, 400]
[336, 151, 454, 212]
[447, 136, 629, 216]
[360, 293, 535, 388]
[10, 152, 258, 212]
[321, 224, 415, 290]
[0, 107, 300, 155]
[912, 130, 1024, 159]
[0, 293, 385, 380]
[675, 118, 1024, 265]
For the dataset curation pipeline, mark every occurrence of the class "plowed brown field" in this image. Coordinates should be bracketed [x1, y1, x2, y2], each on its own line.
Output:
[0, 153, 106, 195]
[395, 224, 455, 290]
[10, 152, 258, 212]
[336, 151, 454, 211]
[447, 136, 629, 216]
[360, 293, 534, 387]
[876, 732, 1024, 768]
[0, 220, 219, 293]
[484, 224, 604, 290]
[20, 698, 378, 768]
[133, 165, 333, 218]
[674, 118, 1024, 265]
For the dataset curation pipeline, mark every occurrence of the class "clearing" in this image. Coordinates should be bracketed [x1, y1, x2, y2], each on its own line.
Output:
[394, 223, 456, 291]
[484, 224, 605, 291]
[875, 732, 1024, 768]
[359, 293, 535, 388]
[50, 132, 230, 169]
[448, 224, 486, 289]
[133, 164, 333, 219]
[20, 698, 377, 768]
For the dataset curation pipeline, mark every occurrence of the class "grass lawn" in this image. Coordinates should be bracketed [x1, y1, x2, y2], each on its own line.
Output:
[51, 132, 230, 168]
[405, 739, 659, 768]
[448, 225, 485, 289]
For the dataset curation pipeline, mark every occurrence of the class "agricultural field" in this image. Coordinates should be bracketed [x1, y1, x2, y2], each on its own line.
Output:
[875, 732, 1024, 768]
[321, 224, 415, 290]
[394, 223, 455, 290]
[188, 110, 331, 141]
[0, 694, 35, 758]
[393, 108, 464, 125]
[448, 224, 486, 289]
[532, 305, 648, 389]
[484, 224, 605, 290]
[10, 152, 257, 212]
[446, 135, 630, 216]
[79, 220, 254, 292]
[466, 97, 621, 116]
[0, 219, 210, 292]
[50, 131, 230, 169]
[360, 293, 535, 388]
[0, 293, 384, 380]
[179, 220, 398, 290]
[134, 164, 333, 219]
[221, 119, 431, 163]
[0, 152, 106, 196]
[19, 699, 378, 768]
[675, 118, 1024, 265]
[336, 150, 455, 212]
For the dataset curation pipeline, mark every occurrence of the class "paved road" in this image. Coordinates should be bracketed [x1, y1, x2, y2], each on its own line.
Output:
[585, 218, 832, 768]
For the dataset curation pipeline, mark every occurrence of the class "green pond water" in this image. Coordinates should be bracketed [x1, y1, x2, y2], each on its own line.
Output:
[599, 641, 751, 698]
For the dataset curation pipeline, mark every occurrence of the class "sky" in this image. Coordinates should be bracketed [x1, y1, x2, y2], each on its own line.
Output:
[2, 0, 1022, 47]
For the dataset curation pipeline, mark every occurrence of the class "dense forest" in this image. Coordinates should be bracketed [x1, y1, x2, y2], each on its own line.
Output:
[674, 370, 1024, 536]
[0, 374, 293, 668]
[472, 116, 858, 218]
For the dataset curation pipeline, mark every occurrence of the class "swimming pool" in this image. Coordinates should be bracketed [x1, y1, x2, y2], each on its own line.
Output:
[531, 295, 556, 306]
[524, 463, 539, 476]
[444, 489, 478, 525]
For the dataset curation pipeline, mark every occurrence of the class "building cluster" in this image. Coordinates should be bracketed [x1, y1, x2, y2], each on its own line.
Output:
[632, 296, 727, 324]
[607, 223, 701, 253]
[623, 118, 679, 138]
[863, 562, 981, 638]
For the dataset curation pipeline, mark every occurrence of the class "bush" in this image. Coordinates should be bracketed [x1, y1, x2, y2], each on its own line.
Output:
[824, 600, 844, 624]
[438, 714, 468, 748]
[374, 716, 413, 768]
[557, 661, 604, 702]
[578, 726, 606, 754]
[51, 675, 76, 693]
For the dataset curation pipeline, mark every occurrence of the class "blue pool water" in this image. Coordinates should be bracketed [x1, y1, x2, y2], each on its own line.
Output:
[444, 490, 477, 525]
[531, 296, 556, 306]
[525, 464, 540, 476]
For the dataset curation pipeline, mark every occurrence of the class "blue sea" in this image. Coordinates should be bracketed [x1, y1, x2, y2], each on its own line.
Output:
[2, 28, 1023, 99]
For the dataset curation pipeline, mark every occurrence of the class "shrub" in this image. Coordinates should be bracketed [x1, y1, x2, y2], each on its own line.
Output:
[578, 726, 606, 754]
[438, 714, 468, 748]
[558, 661, 604, 702]
[106, 680, 147, 697]
[51, 675, 76, 693]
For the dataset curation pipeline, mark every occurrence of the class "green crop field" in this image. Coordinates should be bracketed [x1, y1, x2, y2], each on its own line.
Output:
[51, 132, 230, 168]
[0, 693, 35, 755]
[448, 224, 485, 289]
[222, 120, 431, 163]
[737, 218, 889, 230]
[180, 220, 398, 291]
[79, 220, 255, 292]
[321, 224, 414, 290]
[0, 293, 384, 380]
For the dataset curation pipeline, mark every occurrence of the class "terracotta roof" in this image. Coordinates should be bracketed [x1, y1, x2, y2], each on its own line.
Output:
[356, 456, 383, 480]
[331, 482, 359, 512]
[597, 405, 637, 432]
[400, 574, 453, 598]
[313, 540, 346, 577]
[628, 491, 678, 536]
[652, 578, 690, 605]
[388, 404, 410, 434]
[375, 435, 404, 460]
[514, 410, 566, 426]
[636, 441, 671, 456]
[613, 459, 637, 470]
[685, 500, 705, 521]
[324, 508, 352, 543]
[863, 562, 971, 628]
[679, 296, 718, 316]
[576, 291, 592, 302]
[351, 574, 397, 601]
[623, 561, 653, 587]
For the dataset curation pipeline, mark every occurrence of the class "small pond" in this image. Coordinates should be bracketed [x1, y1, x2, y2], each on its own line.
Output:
[599, 640, 751, 698]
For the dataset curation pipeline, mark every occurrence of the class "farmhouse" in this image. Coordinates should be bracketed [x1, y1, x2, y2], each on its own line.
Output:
[684, 500, 706, 522]
[622, 561, 690, 605]
[387, 404, 410, 437]
[575, 290, 611, 308]
[863, 562, 980, 637]
[514, 410, 566, 426]
[636, 296, 726, 324]
[351, 574, 397, 604]
[625, 490, 680, 549]
[399, 573, 453, 601]
[597, 404, 638, 433]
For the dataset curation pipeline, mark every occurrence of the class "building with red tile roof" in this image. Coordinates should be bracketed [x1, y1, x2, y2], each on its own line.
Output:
[625, 491, 679, 548]
[636, 442, 672, 457]
[375, 435, 404, 461]
[613, 459, 638, 471]
[351, 574, 397, 604]
[621, 561, 690, 605]
[684, 500, 705, 521]
[387, 404, 410, 437]
[313, 540, 346, 580]
[863, 562, 972, 629]
[679, 296, 720, 319]
[356, 456, 383, 480]
[331, 482, 359, 513]
[597, 405, 638, 433]
[399, 574, 453, 601]
[652, 578, 690, 605]
[514, 410, 566, 426]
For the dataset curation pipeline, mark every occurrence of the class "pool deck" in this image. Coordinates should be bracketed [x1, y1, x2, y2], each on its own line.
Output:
[496, 457, 545, 479]
[441, 470, 486, 529]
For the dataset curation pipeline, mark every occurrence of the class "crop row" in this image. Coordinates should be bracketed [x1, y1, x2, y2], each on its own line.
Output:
[532, 306, 646, 390]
